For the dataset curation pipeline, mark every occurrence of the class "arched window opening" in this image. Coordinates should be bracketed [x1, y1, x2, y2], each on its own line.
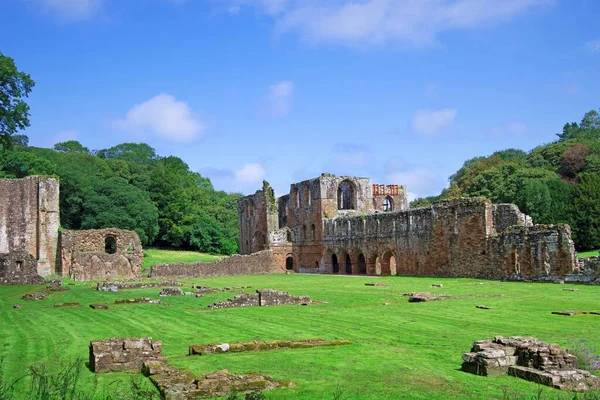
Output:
[286, 230, 292, 242]
[246, 199, 254, 218]
[310, 224, 316, 240]
[358, 254, 367, 275]
[332, 254, 339, 274]
[105, 236, 117, 254]
[286, 256, 294, 270]
[304, 187, 311, 206]
[337, 180, 355, 210]
[302, 225, 307, 241]
[345, 254, 352, 275]
[291, 187, 299, 208]
[383, 196, 393, 212]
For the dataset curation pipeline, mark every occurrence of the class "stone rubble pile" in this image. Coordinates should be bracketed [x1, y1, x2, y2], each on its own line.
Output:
[97, 281, 182, 291]
[159, 287, 184, 296]
[208, 289, 312, 309]
[89, 337, 163, 373]
[462, 336, 600, 391]
[114, 297, 161, 304]
[189, 338, 351, 356]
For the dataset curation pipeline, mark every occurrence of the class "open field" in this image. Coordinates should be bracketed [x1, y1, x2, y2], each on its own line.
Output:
[1, 273, 599, 399]
[578, 249, 600, 259]
[142, 248, 225, 270]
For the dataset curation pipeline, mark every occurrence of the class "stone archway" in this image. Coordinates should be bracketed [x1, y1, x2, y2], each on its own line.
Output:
[331, 254, 340, 274]
[285, 256, 294, 271]
[358, 253, 367, 275]
[345, 254, 352, 275]
[381, 250, 397, 276]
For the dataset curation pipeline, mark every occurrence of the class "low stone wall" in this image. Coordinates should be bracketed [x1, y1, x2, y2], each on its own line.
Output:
[150, 250, 286, 278]
[97, 281, 182, 291]
[567, 257, 600, 285]
[189, 338, 351, 356]
[208, 289, 312, 309]
[461, 336, 600, 391]
[61, 229, 143, 281]
[0, 250, 45, 285]
[89, 337, 163, 373]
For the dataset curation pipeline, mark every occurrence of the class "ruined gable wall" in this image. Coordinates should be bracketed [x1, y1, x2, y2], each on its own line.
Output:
[238, 189, 273, 255]
[0, 176, 59, 276]
[149, 249, 287, 278]
[322, 198, 576, 280]
[0, 249, 45, 284]
[60, 229, 142, 281]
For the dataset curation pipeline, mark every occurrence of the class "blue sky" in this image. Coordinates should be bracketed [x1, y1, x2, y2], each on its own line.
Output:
[1, 0, 599, 199]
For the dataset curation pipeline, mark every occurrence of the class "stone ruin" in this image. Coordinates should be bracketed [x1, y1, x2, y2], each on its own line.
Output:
[89, 337, 163, 373]
[209, 289, 312, 309]
[60, 228, 143, 281]
[97, 281, 182, 291]
[189, 338, 351, 356]
[0, 249, 44, 285]
[88, 337, 292, 399]
[462, 336, 600, 391]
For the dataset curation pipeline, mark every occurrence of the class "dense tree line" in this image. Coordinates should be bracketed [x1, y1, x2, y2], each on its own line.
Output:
[0, 141, 242, 254]
[411, 110, 600, 251]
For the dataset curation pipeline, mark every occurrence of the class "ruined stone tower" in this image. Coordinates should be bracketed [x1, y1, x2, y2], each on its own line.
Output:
[0, 176, 60, 276]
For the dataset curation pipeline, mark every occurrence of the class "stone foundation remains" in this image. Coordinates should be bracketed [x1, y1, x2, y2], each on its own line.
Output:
[208, 289, 312, 309]
[146, 364, 293, 400]
[189, 338, 351, 356]
[149, 249, 287, 278]
[97, 281, 182, 291]
[0, 250, 44, 284]
[89, 337, 163, 373]
[60, 229, 143, 281]
[462, 336, 600, 391]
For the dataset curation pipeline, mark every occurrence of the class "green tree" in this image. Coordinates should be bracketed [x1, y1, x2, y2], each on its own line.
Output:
[0, 53, 35, 150]
[53, 140, 90, 154]
[96, 143, 159, 165]
[82, 177, 159, 244]
[573, 173, 600, 250]
[0, 150, 56, 178]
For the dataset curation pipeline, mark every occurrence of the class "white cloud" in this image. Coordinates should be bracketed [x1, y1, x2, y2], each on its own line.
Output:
[223, 0, 553, 46]
[387, 166, 446, 198]
[51, 129, 79, 144]
[32, 0, 104, 21]
[235, 163, 266, 186]
[411, 108, 457, 135]
[115, 93, 204, 142]
[585, 40, 600, 54]
[260, 81, 294, 118]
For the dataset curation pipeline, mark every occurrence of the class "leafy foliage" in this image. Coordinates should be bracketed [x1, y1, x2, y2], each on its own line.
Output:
[412, 109, 600, 250]
[0, 53, 35, 150]
[0, 141, 241, 254]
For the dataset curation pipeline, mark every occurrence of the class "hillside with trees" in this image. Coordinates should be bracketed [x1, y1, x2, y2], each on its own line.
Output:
[411, 109, 600, 251]
[0, 141, 242, 254]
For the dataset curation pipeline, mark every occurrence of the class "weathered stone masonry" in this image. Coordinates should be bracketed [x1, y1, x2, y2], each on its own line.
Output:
[60, 228, 143, 281]
[0, 176, 143, 281]
[238, 175, 577, 281]
[0, 176, 59, 276]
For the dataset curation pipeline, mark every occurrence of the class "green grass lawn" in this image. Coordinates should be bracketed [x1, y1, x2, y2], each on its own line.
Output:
[142, 248, 225, 270]
[1, 274, 599, 399]
[578, 249, 600, 258]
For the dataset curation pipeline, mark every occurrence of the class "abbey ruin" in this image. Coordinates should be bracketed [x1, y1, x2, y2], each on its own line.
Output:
[238, 174, 578, 281]
[0, 176, 143, 283]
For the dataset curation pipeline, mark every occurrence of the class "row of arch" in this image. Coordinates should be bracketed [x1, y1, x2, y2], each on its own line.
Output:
[285, 249, 400, 276]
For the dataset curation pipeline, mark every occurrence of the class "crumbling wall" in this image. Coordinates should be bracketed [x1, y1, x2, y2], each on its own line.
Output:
[0, 249, 44, 284]
[89, 337, 162, 373]
[150, 249, 286, 278]
[60, 229, 143, 281]
[322, 198, 577, 280]
[492, 204, 533, 233]
[0, 176, 59, 276]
